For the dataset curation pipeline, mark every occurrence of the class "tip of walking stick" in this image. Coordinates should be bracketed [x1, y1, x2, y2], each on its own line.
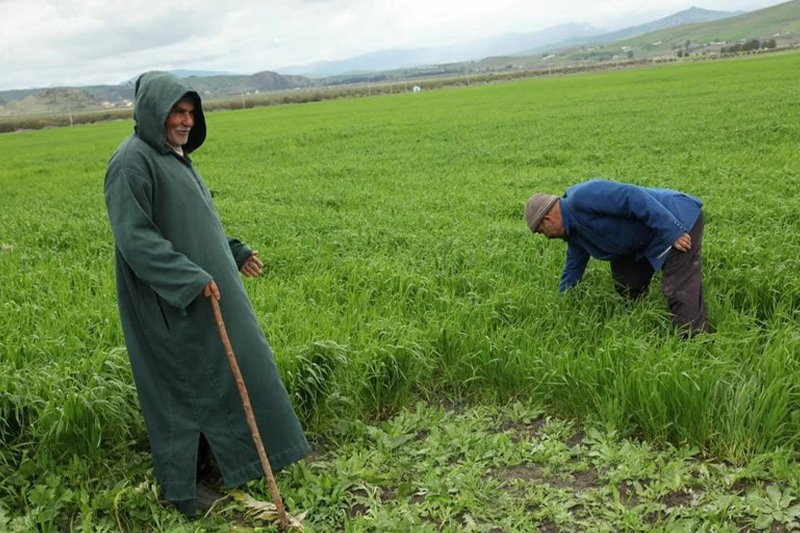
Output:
[229, 490, 307, 530]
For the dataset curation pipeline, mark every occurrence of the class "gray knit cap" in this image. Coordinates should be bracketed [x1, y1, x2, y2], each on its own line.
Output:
[524, 194, 559, 232]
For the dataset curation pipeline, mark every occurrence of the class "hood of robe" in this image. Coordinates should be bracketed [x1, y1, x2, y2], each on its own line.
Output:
[133, 71, 206, 155]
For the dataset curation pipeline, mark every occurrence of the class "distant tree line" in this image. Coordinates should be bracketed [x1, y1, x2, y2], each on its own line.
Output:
[720, 39, 777, 54]
[329, 74, 389, 86]
[673, 38, 779, 58]
[570, 51, 616, 61]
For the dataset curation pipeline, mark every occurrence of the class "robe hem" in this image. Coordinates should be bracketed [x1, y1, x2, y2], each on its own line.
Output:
[159, 440, 311, 503]
[223, 440, 312, 489]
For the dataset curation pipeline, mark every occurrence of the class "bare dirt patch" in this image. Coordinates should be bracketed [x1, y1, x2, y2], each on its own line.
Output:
[347, 503, 369, 518]
[491, 463, 544, 482]
[660, 488, 694, 507]
[567, 429, 586, 448]
[730, 479, 752, 495]
[617, 481, 640, 506]
[489, 463, 599, 490]
[498, 418, 547, 443]
[538, 518, 561, 532]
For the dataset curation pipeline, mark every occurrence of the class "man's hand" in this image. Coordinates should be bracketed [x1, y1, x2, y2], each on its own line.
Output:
[673, 233, 692, 252]
[203, 280, 220, 300]
[240, 251, 263, 278]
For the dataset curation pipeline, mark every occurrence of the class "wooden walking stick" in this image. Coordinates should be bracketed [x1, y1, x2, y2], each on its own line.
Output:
[210, 296, 290, 530]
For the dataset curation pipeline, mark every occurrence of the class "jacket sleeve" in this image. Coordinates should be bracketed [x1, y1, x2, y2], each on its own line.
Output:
[559, 242, 590, 293]
[105, 168, 212, 309]
[573, 180, 688, 246]
[227, 236, 253, 270]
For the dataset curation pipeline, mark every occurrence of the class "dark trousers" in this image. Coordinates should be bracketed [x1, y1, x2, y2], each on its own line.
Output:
[610, 212, 709, 336]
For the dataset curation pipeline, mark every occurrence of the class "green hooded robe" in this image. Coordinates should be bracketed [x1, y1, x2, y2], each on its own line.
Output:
[104, 72, 309, 515]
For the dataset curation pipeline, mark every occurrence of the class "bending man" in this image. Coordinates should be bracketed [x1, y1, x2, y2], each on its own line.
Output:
[524, 178, 710, 336]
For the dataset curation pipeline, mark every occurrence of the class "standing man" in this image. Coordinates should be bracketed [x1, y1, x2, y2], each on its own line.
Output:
[524, 178, 710, 336]
[104, 71, 309, 517]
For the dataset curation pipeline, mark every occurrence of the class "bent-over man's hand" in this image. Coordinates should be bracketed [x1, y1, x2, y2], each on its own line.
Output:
[203, 280, 220, 300]
[673, 233, 692, 252]
[240, 251, 263, 277]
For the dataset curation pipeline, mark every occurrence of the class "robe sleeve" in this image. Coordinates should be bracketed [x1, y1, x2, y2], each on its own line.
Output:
[559, 242, 590, 293]
[105, 168, 212, 310]
[572, 180, 688, 246]
[227, 236, 253, 270]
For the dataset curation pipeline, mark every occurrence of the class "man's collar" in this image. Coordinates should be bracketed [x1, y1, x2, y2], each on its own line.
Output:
[560, 199, 571, 237]
[168, 143, 184, 157]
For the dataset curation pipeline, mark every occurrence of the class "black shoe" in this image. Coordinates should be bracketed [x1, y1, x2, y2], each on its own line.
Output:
[196, 481, 228, 515]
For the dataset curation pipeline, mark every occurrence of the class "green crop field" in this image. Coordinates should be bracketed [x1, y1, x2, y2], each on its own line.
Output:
[2, 52, 800, 532]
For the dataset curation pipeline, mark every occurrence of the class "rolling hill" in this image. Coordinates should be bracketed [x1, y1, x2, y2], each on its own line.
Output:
[0, 88, 105, 117]
[474, 0, 800, 70]
[612, 0, 800, 55]
[0, 71, 315, 117]
[277, 23, 605, 78]
[521, 6, 742, 55]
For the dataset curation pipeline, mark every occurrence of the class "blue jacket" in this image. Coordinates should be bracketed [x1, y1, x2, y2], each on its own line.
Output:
[558, 179, 702, 292]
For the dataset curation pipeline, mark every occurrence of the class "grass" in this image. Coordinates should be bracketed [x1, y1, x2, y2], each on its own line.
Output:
[1, 50, 800, 530]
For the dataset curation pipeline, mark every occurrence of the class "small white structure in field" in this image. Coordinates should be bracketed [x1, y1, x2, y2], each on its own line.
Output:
[412, 85, 421, 93]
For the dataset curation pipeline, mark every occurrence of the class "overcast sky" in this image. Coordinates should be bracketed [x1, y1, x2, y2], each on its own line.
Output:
[0, 0, 788, 91]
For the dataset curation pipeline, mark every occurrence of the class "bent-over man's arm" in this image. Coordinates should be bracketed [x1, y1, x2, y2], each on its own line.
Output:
[560, 243, 590, 293]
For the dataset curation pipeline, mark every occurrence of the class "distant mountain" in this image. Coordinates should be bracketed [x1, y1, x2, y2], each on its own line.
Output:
[121, 69, 240, 84]
[612, 0, 800, 52]
[590, 7, 741, 44]
[274, 8, 748, 77]
[169, 69, 237, 79]
[0, 88, 104, 116]
[524, 7, 742, 55]
[470, 0, 800, 70]
[181, 71, 314, 97]
[0, 70, 315, 115]
[548, 0, 800, 61]
[278, 23, 605, 77]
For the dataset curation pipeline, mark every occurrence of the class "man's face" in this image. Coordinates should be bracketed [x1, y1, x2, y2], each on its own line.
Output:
[165, 98, 195, 148]
[536, 212, 565, 239]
